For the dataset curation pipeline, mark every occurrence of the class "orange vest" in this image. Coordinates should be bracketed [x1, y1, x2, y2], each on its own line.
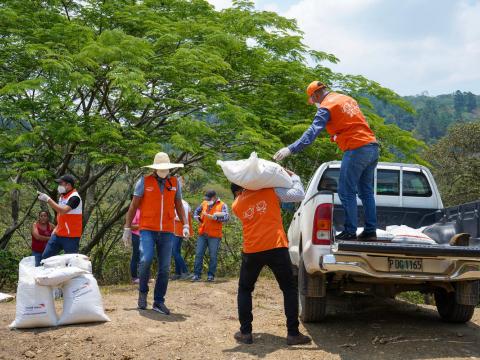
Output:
[174, 200, 193, 237]
[56, 189, 83, 238]
[139, 175, 178, 233]
[232, 188, 288, 254]
[321, 92, 376, 151]
[198, 200, 225, 238]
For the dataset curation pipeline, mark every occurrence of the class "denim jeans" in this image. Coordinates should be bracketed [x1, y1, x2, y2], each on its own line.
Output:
[193, 235, 220, 277]
[338, 142, 379, 234]
[32, 251, 43, 267]
[238, 247, 299, 336]
[41, 234, 80, 260]
[130, 233, 140, 279]
[138, 230, 174, 304]
[172, 236, 189, 275]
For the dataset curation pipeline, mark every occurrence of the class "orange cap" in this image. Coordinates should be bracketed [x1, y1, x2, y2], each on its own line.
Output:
[306, 81, 326, 97]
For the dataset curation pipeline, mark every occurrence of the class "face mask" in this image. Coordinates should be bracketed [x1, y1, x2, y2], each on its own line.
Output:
[208, 200, 215, 206]
[156, 169, 169, 179]
[57, 185, 67, 194]
[315, 102, 321, 109]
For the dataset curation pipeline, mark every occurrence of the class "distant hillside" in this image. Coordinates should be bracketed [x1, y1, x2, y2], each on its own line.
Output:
[370, 91, 480, 143]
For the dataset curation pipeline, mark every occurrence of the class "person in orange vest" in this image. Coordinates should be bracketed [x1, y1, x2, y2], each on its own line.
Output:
[171, 196, 193, 280]
[230, 170, 311, 346]
[123, 152, 189, 315]
[191, 190, 229, 282]
[274, 81, 379, 241]
[37, 174, 83, 261]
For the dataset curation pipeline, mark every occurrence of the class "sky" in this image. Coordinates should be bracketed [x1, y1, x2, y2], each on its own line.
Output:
[208, 0, 480, 96]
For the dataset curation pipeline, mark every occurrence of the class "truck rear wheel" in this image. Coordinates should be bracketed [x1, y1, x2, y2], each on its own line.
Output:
[298, 257, 326, 323]
[434, 288, 475, 323]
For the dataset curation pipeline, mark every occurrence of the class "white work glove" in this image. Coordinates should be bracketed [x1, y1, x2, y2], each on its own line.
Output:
[37, 192, 51, 202]
[182, 224, 190, 238]
[122, 228, 132, 247]
[273, 147, 291, 161]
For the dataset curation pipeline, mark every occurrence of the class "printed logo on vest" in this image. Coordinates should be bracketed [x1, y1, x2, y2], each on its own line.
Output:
[146, 186, 154, 192]
[243, 207, 255, 220]
[342, 100, 360, 117]
[255, 201, 267, 214]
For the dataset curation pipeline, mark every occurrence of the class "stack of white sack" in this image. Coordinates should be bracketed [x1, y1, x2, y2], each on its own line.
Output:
[386, 225, 436, 244]
[10, 254, 110, 329]
[217, 152, 293, 190]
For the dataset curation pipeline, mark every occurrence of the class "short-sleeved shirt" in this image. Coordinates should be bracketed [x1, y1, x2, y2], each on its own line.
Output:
[66, 196, 81, 209]
[134, 175, 182, 199]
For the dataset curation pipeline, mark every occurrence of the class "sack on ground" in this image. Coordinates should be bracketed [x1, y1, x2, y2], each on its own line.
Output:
[68, 255, 92, 273]
[10, 258, 57, 329]
[386, 225, 436, 244]
[35, 266, 88, 287]
[217, 152, 293, 191]
[57, 274, 110, 325]
[41, 254, 89, 268]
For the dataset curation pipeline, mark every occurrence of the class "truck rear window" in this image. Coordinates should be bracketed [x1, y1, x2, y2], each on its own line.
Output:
[317, 168, 339, 192]
[403, 171, 432, 197]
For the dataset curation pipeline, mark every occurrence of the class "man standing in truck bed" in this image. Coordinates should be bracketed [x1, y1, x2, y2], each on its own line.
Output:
[274, 81, 379, 241]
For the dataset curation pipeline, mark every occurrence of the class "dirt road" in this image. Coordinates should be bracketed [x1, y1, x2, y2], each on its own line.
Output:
[1, 279, 479, 360]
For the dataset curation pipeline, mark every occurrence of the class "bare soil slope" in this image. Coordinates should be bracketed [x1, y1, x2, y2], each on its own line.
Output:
[1, 279, 479, 360]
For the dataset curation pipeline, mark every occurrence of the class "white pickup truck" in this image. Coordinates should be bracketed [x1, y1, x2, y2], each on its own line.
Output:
[288, 161, 480, 323]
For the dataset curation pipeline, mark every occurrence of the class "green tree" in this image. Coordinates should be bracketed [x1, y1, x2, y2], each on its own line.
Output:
[454, 90, 465, 116]
[0, 0, 425, 279]
[465, 92, 477, 113]
[425, 121, 480, 206]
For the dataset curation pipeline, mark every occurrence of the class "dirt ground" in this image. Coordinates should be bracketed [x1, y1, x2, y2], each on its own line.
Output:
[1, 278, 479, 360]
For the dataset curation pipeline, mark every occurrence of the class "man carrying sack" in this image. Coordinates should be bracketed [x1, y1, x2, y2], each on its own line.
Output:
[274, 81, 379, 241]
[230, 170, 311, 346]
[123, 152, 189, 314]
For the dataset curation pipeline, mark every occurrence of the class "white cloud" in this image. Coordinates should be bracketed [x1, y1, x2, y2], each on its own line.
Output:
[207, 0, 480, 95]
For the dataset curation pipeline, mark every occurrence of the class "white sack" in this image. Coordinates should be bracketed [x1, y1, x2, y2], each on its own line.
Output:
[386, 225, 436, 244]
[68, 256, 92, 273]
[58, 274, 110, 325]
[217, 152, 293, 191]
[10, 259, 57, 329]
[41, 254, 89, 268]
[35, 266, 88, 287]
[0, 292, 14, 303]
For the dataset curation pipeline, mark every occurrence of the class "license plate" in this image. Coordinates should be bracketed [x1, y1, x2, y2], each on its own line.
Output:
[388, 258, 423, 272]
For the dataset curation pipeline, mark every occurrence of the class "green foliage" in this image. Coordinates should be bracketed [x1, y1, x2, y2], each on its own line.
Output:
[0, 0, 426, 282]
[425, 120, 480, 206]
[0, 250, 20, 291]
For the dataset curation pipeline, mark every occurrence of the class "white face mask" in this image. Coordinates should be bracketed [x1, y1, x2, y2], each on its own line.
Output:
[207, 200, 215, 206]
[57, 185, 67, 194]
[156, 169, 169, 179]
[315, 102, 321, 109]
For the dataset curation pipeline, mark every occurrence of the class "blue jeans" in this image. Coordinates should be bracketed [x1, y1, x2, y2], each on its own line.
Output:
[32, 251, 43, 267]
[130, 233, 140, 279]
[41, 234, 80, 260]
[193, 235, 221, 277]
[338, 142, 379, 234]
[172, 236, 189, 275]
[139, 230, 174, 304]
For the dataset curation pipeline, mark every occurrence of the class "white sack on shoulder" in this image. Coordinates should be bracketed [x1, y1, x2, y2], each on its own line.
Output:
[41, 254, 89, 268]
[217, 152, 293, 191]
[10, 259, 57, 329]
[386, 225, 436, 244]
[58, 274, 110, 325]
[35, 266, 88, 287]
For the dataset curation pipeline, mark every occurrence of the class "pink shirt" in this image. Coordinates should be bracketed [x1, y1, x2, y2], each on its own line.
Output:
[132, 209, 140, 236]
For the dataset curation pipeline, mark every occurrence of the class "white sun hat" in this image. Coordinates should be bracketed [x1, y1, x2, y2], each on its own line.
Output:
[143, 152, 184, 170]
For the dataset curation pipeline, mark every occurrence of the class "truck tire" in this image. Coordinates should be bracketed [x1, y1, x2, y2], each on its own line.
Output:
[434, 288, 475, 323]
[298, 257, 326, 323]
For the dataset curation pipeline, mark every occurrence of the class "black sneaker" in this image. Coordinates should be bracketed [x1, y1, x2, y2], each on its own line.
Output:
[336, 231, 357, 241]
[234, 331, 253, 344]
[357, 231, 377, 242]
[207, 275, 215, 282]
[138, 292, 147, 310]
[152, 302, 170, 315]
